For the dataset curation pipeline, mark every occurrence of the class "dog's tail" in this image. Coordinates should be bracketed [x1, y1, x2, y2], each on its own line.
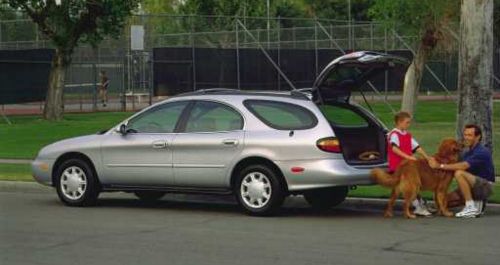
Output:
[370, 168, 400, 187]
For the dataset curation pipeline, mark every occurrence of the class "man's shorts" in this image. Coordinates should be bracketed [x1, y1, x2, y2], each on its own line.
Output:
[454, 175, 494, 201]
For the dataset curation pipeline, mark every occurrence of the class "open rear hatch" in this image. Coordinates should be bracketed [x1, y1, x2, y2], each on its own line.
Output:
[311, 51, 410, 165]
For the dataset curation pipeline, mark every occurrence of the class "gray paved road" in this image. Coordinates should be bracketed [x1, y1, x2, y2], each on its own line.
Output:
[1, 188, 499, 265]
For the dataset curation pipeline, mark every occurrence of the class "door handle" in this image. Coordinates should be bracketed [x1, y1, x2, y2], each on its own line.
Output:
[222, 139, 239, 146]
[152, 140, 167, 149]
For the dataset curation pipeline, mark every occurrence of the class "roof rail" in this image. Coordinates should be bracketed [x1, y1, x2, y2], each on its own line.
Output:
[177, 88, 311, 100]
[177, 88, 240, 96]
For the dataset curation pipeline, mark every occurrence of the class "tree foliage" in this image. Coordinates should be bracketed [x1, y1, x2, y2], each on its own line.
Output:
[5, 0, 140, 53]
[368, 0, 459, 115]
[140, 0, 177, 14]
[304, 0, 373, 21]
[368, 0, 459, 51]
[2, 0, 140, 120]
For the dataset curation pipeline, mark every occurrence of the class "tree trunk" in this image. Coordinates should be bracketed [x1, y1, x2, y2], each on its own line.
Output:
[457, 0, 494, 152]
[401, 42, 430, 115]
[43, 48, 69, 121]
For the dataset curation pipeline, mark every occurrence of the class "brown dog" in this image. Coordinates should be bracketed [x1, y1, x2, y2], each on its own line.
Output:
[371, 138, 461, 218]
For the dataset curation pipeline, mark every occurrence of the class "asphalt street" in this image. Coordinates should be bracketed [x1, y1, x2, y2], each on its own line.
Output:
[1, 185, 499, 265]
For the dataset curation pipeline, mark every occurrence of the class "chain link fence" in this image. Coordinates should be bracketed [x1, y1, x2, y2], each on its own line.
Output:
[0, 14, 498, 116]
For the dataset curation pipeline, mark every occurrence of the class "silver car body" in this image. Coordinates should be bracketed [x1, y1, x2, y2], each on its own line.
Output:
[33, 93, 382, 191]
[32, 51, 408, 195]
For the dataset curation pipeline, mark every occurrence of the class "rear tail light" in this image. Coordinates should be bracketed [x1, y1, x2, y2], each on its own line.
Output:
[316, 137, 342, 153]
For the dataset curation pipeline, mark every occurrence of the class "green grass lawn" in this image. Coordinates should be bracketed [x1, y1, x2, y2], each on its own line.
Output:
[358, 100, 500, 171]
[0, 164, 34, 182]
[350, 183, 500, 204]
[1, 101, 497, 161]
[0, 112, 130, 159]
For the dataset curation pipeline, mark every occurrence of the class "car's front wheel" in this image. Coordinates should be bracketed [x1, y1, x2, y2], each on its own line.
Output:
[235, 164, 285, 216]
[303, 186, 348, 210]
[55, 158, 100, 207]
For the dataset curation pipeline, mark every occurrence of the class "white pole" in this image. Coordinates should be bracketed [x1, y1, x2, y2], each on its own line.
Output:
[267, 0, 270, 48]
[348, 0, 352, 50]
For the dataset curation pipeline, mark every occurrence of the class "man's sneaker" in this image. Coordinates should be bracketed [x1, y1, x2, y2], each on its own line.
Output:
[474, 200, 487, 217]
[455, 205, 479, 218]
[414, 206, 433, 217]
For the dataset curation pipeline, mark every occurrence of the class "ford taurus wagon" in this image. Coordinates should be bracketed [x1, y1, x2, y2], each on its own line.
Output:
[32, 51, 409, 215]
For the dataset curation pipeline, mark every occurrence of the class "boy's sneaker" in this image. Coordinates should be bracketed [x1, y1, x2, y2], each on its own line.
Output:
[455, 205, 479, 218]
[425, 204, 438, 214]
[421, 199, 438, 214]
[414, 205, 433, 217]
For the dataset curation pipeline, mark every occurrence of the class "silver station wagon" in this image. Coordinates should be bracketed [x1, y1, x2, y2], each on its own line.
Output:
[32, 51, 408, 215]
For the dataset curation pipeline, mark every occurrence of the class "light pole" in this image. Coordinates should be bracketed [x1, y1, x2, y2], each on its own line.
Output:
[348, 0, 352, 50]
[267, 0, 270, 48]
[348, 0, 351, 22]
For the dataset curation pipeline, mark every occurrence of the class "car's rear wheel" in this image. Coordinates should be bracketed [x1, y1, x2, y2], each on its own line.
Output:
[303, 186, 348, 210]
[134, 191, 166, 202]
[235, 164, 285, 216]
[55, 158, 100, 207]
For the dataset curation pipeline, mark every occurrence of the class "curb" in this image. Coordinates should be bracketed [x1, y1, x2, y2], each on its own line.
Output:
[0, 180, 499, 207]
[0, 180, 51, 193]
[0, 159, 33, 164]
[346, 196, 500, 208]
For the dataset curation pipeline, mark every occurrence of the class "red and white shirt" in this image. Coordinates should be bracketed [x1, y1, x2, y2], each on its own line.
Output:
[387, 128, 419, 172]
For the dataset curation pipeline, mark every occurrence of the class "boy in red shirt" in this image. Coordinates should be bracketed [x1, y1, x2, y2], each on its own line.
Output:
[388, 111, 432, 216]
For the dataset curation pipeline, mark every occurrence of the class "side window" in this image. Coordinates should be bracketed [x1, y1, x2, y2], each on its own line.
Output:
[319, 105, 369, 127]
[244, 100, 318, 130]
[184, 101, 243, 133]
[127, 101, 188, 133]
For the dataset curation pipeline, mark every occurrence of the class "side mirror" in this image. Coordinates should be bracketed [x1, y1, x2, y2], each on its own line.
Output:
[118, 124, 129, 135]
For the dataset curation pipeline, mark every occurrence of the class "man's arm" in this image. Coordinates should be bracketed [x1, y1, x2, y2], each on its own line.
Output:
[428, 158, 470, 171]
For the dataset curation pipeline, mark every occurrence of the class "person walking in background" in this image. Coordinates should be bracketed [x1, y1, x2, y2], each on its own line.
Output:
[99, 70, 109, 107]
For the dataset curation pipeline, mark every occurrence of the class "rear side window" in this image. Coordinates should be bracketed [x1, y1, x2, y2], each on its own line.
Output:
[184, 101, 243, 132]
[244, 100, 317, 130]
[319, 105, 369, 127]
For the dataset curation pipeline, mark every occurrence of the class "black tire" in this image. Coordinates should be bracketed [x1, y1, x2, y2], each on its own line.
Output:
[234, 164, 285, 216]
[55, 158, 100, 207]
[303, 186, 348, 210]
[134, 191, 166, 202]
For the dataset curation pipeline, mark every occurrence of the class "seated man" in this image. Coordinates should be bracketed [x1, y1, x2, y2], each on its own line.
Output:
[429, 124, 495, 218]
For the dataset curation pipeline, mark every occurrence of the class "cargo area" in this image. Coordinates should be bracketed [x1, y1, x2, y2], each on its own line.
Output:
[319, 103, 387, 165]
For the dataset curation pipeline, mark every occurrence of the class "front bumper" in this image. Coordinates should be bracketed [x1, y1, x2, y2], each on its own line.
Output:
[31, 158, 55, 186]
[276, 158, 387, 191]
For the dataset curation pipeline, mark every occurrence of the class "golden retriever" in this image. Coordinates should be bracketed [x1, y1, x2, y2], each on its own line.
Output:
[371, 138, 461, 218]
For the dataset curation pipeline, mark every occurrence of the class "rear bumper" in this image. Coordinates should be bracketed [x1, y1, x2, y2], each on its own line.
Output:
[276, 158, 387, 191]
[31, 158, 55, 186]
